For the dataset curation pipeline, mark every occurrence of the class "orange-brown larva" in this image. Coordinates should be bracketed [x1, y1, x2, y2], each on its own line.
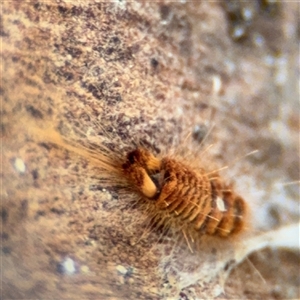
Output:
[31, 125, 248, 241]
[122, 148, 247, 238]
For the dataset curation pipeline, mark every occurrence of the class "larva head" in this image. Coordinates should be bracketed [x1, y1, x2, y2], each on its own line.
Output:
[122, 148, 162, 199]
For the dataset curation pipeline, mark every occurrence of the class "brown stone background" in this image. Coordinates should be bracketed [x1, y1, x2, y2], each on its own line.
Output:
[2, 1, 299, 299]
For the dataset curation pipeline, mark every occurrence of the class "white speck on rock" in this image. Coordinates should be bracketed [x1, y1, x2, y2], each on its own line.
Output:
[242, 7, 253, 21]
[212, 283, 224, 297]
[212, 75, 222, 96]
[14, 158, 26, 173]
[62, 257, 76, 275]
[80, 265, 89, 274]
[116, 265, 127, 275]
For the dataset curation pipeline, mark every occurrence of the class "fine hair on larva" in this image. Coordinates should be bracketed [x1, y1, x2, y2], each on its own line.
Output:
[29, 114, 252, 253]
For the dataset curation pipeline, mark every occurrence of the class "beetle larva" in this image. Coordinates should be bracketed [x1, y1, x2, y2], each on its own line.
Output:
[122, 148, 247, 238]
[31, 124, 248, 240]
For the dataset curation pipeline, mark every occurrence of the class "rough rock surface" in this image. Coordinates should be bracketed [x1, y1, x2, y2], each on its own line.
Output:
[2, 1, 299, 299]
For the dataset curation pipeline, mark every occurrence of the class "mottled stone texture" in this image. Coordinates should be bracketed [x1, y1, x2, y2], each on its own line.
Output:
[2, 1, 299, 299]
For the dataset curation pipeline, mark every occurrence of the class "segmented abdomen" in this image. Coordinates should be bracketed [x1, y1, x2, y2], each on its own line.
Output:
[157, 158, 246, 237]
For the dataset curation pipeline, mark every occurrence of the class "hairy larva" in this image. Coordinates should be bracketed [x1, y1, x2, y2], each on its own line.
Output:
[122, 148, 247, 238]
[32, 124, 249, 251]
